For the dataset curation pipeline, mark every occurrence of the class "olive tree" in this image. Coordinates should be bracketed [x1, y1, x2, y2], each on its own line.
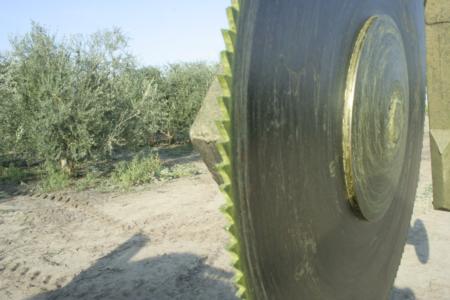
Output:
[156, 62, 216, 143]
[2, 23, 143, 171]
[0, 22, 216, 174]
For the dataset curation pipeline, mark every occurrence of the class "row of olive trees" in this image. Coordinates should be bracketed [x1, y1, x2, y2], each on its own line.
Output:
[0, 23, 216, 171]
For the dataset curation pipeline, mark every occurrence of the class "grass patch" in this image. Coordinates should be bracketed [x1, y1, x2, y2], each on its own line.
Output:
[0, 165, 30, 183]
[109, 152, 199, 191]
[38, 162, 71, 192]
[111, 153, 162, 190]
[0, 146, 200, 193]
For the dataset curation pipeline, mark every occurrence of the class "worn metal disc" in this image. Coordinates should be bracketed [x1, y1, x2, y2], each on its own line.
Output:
[343, 15, 410, 221]
[231, 1, 426, 299]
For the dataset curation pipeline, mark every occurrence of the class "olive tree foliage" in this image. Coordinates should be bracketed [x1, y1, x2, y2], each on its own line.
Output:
[0, 23, 216, 170]
[0, 23, 148, 167]
[157, 63, 217, 142]
[0, 55, 20, 155]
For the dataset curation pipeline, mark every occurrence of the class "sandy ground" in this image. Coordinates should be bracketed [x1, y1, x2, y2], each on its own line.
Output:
[390, 120, 450, 300]
[0, 119, 449, 300]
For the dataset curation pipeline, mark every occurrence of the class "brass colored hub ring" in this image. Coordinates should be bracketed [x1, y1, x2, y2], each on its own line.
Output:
[343, 15, 410, 221]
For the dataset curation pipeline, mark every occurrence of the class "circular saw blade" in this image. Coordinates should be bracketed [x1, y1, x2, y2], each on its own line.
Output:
[215, 0, 426, 299]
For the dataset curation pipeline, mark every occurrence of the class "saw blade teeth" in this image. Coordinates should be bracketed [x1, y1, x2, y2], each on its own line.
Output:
[226, 222, 237, 236]
[231, 0, 240, 11]
[217, 141, 232, 163]
[222, 29, 236, 53]
[214, 1, 249, 299]
[220, 201, 234, 216]
[220, 191, 233, 210]
[233, 268, 248, 299]
[227, 237, 240, 253]
[224, 207, 235, 222]
[236, 286, 247, 300]
[227, 248, 239, 263]
[235, 278, 247, 299]
[222, 209, 235, 225]
[221, 51, 234, 77]
[219, 180, 233, 196]
[215, 120, 231, 143]
[217, 162, 232, 184]
[218, 96, 232, 118]
[218, 74, 232, 98]
[221, 205, 235, 224]
[227, 6, 239, 33]
[234, 269, 244, 283]
[221, 119, 232, 137]
[217, 157, 231, 173]
[234, 272, 246, 297]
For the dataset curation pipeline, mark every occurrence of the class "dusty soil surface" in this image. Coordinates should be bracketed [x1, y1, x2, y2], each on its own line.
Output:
[0, 119, 449, 300]
[390, 120, 450, 300]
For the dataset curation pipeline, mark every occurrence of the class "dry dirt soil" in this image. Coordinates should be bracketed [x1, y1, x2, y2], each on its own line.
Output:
[0, 120, 449, 300]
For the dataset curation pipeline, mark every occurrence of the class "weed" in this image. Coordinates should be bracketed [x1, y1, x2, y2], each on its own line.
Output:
[111, 153, 162, 190]
[38, 162, 71, 192]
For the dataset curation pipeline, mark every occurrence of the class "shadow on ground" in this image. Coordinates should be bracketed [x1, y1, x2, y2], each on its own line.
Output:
[25, 222, 429, 300]
[389, 219, 430, 300]
[390, 287, 416, 300]
[29, 234, 237, 300]
[406, 219, 429, 264]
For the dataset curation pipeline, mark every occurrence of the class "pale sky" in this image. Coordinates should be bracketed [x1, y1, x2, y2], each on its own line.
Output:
[0, 0, 229, 66]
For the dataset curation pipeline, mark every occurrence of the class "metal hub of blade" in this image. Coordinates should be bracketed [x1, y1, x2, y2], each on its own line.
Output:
[343, 15, 410, 221]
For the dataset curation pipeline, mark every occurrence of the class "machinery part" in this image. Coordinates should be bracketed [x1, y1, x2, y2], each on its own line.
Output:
[208, 0, 426, 299]
[343, 15, 410, 221]
[190, 79, 224, 184]
[425, 0, 450, 211]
